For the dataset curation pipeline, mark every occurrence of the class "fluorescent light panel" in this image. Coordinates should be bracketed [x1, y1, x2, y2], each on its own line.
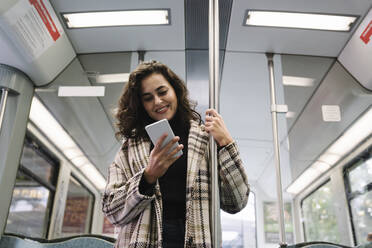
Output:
[246, 11, 357, 31]
[63, 10, 169, 28]
[96, 73, 130, 83]
[29, 97, 107, 190]
[287, 107, 372, 194]
[58, 86, 105, 97]
[282, 76, 315, 87]
[285, 111, 296, 119]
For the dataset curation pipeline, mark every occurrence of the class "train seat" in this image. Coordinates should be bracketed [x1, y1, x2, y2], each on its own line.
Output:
[0, 234, 115, 248]
[285, 241, 372, 248]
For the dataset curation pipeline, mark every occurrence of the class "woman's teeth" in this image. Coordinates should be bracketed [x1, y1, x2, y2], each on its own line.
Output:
[156, 106, 168, 113]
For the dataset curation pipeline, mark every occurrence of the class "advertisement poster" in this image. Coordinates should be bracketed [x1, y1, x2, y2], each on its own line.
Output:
[62, 196, 90, 233]
[102, 216, 116, 234]
[263, 202, 294, 244]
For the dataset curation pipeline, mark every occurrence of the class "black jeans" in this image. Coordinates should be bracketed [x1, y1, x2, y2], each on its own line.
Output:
[162, 219, 185, 248]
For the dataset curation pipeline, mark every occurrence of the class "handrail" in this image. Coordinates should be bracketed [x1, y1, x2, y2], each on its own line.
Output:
[266, 53, 287, 247]
[0, 88, 9, 134]
[209, 0, 221, 247]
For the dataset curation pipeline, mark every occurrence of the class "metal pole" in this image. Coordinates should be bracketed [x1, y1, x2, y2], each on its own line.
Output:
[138, 51, 145, 64]
[209, 0, 221, 247]
[266, 53, 287, 247]
[0, 88, 9, 133]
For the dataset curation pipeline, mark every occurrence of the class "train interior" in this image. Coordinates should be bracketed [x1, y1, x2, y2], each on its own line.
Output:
[0, 0, 371, 247]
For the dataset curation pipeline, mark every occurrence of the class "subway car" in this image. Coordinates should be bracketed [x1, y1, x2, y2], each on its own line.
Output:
[0, 0, 371, 248]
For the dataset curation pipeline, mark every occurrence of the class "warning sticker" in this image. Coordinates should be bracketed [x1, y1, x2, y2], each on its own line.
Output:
[0, 0, 64, 61]
[360, 20, 372, 45]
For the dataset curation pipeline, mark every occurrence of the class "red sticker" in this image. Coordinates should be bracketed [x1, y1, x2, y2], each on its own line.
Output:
[360, 20, 372, 45]
[29, 0, 60, 41]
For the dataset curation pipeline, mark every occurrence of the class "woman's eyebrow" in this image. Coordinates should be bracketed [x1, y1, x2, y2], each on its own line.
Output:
[155, 85, 167, 91]
[142, 85, 168, 96]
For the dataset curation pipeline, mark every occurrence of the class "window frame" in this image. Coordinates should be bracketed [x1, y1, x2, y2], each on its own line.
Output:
[220, 190, 257, 247]
[62, 173, 96, 234]
[300, 178, 333, 242]
[343, 145, 372, 246]
[5, 133, 60, 239]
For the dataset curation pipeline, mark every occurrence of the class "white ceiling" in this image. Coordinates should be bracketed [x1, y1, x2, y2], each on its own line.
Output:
[49, 0, 185, 53]
[1, 0, 371, 196]
[227, 0, 372, 56]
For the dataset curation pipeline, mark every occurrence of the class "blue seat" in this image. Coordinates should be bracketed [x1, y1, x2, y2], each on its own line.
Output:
[285, 241, 372, 248]
[0, 234, 115, 248]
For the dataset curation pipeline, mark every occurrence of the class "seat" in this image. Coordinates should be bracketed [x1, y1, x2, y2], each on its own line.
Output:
[0, 234, 115, 248]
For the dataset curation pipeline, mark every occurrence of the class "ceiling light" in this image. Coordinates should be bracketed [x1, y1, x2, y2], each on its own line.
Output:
[95, 73, 130, 83]
[63, 10, 169, 28]
[29, 97, 76, 149]
[58, 86, 105, 97]
[287, 167, 320, 194]
[318, 153, 341, 165]
[245, 11, 357, 31]
[282, 76, 315, 87]
[287, 107, 372, 194]
[285, 111, 296, 118]
[287, 163, 330, 194]
[71, 157, 90, 167]
[63, 148, 84, 160]
[80, 165, 107, 190]
[29, 97, 106, 190]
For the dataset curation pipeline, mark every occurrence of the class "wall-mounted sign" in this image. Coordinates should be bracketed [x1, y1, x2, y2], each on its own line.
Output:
[360, 20, 372, 44]
[322, 105, 341, 122]
[339, 9, 372, 90]
[0, 0, 64, 61]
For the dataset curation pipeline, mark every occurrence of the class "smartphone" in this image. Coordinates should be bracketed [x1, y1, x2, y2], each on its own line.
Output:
[145, 119, 183, 157]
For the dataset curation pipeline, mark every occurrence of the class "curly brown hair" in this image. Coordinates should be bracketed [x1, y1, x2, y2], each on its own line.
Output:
[115, 60, 201, 140]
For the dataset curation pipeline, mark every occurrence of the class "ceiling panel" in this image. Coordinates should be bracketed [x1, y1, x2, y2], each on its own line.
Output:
[289, 62, 372, 179]
[281, 55, 335, 130]
[36, 58, 121, 178]
[227, 0, 372, 56]
[220, 52, 272, 141]
[237, 140, 273, 182]
[49, 0, 185, 53]
[144, 51, 186, 81]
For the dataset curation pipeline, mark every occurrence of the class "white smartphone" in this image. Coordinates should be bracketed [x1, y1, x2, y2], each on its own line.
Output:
[145, 119, 183, 157]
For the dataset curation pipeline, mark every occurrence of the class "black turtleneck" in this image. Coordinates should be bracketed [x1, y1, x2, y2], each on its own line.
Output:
[139, 116, 189, 221]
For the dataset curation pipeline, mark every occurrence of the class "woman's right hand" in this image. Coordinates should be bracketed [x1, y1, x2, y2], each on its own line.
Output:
[144, 133, 183, 184]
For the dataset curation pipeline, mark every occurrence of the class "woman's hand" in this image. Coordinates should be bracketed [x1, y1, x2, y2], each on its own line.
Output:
[144, 133, 183, 184]
[205, 109, 233, 147]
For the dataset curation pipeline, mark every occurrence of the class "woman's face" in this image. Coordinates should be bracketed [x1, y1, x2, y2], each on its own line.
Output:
[141, 73, 178, 121]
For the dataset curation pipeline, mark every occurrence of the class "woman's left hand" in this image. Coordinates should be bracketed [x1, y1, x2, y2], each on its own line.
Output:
[205, 109, 233, 147]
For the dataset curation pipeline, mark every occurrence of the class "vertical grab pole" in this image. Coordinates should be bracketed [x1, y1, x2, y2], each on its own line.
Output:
[209, 0, 221, 247]
[0, 88, 9, 133]
[138, 51, 145, 64]
[266, 53, 287, 247]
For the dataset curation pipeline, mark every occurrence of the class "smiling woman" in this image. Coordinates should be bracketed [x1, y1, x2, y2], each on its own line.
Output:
[114, 60, 200, 140]
[141, 73, 178, 121]
[102, 60, 250, 247]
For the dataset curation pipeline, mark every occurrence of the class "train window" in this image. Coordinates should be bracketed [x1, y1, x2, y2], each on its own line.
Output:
[20, 138, 58, 186]
[263, 202, 294, 244]
[102, 216, 116, 236]
[301, 180, 340, 243]
[221, 192, 256, 248]
[61, 175, 94, 235]
[5, 135, 59, 238]
[344, 149, 372, 245]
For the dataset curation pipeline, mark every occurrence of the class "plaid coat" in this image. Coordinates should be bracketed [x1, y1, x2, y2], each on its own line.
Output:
[102, 120, 249, 248]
